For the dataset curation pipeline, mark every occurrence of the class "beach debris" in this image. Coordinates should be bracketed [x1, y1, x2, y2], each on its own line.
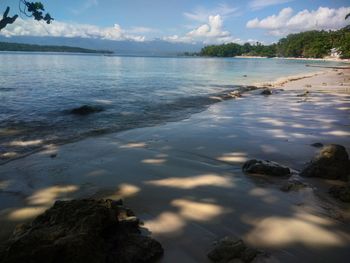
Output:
[0, 199, 163, 263]
[280, 178, 308, 192]
[242, 159, 291, 177]
[305, 84, 312, 88]
[208, 237, 264, 263]
[329, 185, 350, 202]
[310, 142, 324, 148]
[70, 105, 104, 115]
[300, 144, 350, 181]
[260, 88, 272, 95]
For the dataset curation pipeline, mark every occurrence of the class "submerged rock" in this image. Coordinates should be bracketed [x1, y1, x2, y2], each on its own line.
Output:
[0, 199, 163, 263]
[260, 89, 272, 95]
[300, 144, 350, 181]
[207, 237, 260, 263]
[70, 105, 104, 115]
[280, 178, 308, 192]
[329, 185, 350, 202]
[242, 159, 291, 177]
[310, 142, 324, 148]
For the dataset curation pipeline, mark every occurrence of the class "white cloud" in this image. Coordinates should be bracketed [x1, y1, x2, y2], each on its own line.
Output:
[164, 15, 236, 44]
[184, 4, 238, 22]
[247, 6, 350, 36]
[0, 19, 146, 41]
[249, 0, 294, 10]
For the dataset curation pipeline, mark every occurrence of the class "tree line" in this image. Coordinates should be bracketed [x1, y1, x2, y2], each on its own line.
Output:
[199, 28, 350, 59]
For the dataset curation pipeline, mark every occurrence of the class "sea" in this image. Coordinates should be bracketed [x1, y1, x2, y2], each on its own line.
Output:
[0, 52, 344, 161]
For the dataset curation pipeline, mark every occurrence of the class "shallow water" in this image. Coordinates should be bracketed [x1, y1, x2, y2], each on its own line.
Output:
[0, 52, 344, 160]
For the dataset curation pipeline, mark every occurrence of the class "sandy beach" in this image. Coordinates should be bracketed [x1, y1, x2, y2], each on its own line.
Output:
[1, 68, 350, 262]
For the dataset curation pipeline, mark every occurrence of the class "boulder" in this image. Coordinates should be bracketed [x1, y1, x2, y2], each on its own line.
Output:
[329, 186, 350, 202]
[242, 159, 291, 177]
[300, 144, 350, 181]
[70, 105, 104, 115]
[207, 237, 260, 263]
[0, 199, 163, 263]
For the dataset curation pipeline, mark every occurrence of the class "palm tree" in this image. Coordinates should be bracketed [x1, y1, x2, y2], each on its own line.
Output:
[346, 13, 350, 20]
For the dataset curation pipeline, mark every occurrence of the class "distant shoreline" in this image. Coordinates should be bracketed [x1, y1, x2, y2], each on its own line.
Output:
[0, 41, 113, 54]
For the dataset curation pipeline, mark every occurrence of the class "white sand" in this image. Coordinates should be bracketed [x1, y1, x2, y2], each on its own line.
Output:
[0, 69, 350, 262]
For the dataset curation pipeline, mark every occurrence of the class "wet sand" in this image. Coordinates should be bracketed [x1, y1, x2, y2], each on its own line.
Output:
[0, 69, 350, 262]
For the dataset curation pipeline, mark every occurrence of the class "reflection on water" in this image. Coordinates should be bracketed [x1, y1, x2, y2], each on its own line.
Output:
[0, 53, 342, 161]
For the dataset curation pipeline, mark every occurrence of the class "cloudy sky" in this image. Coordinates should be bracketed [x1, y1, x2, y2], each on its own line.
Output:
[1, 0, 350, 44]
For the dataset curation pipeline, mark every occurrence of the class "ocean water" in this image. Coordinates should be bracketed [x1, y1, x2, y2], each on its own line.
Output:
[0, 52, 343, 161]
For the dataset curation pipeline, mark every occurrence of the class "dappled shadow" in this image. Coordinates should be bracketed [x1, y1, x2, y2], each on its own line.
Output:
[0, 83, 350, 262]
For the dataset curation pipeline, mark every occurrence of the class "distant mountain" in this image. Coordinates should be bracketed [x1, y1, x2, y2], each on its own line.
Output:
[0, 41, 112, 54]
[0, 36, 203, 56]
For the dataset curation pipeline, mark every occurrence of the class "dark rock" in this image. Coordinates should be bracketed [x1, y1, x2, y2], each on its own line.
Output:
[260, 89, 272, 95]
[280, 179, 308, 192]
[241, 247, 259, 263]
[0, 199, 163, 263]
[207, 237, 260, 263]
[310, 142, 324, 148]
[297, 90, 310, 97]
[300, 144, 350, 181]
[70, 105, 104, 115]
[242, 159, 291, 177]
[50, 154, 57, 158]
[243, 75, 248, 77]
[329, 185, 350, 202]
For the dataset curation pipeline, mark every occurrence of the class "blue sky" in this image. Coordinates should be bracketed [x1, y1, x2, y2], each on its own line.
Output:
[1, 0, 350, 44]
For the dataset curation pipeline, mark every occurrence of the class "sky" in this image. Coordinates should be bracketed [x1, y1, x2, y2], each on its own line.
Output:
[1, 0, 350, 44]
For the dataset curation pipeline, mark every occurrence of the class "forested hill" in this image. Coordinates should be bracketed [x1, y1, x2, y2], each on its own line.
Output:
[0, 41, 113, 54]
[199, 28, 350, 59]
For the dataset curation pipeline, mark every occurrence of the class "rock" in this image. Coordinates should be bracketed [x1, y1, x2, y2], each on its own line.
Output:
[297, 90, 309, 97]
[0, 199, 163, 263]
[300, 144, 350, 181]
[280, 179, 308, 192]
[243, 75, 248, 77]
[260, 89, 272, 95]
[242, 159, 291, 177]
[329, 185, 350, 202]
[310, 142, 323, 148]
[208, 237, 260, 263]
[70, 105, 104, 115]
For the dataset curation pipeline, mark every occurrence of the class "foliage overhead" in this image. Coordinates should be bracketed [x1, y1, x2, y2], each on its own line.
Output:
[0, 1, 53, 32]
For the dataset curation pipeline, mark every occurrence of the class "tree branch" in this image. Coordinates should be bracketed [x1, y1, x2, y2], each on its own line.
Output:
[0, 7, 18, 31]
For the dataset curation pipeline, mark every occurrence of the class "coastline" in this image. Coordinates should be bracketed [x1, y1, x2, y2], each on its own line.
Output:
[0, 68, 350, 262]
[235, 55, 350, 63]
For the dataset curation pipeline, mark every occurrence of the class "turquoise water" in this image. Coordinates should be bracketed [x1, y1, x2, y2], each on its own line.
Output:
[0, 52, 343, 160]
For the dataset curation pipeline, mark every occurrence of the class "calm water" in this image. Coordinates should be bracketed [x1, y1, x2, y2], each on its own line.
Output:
[0, 52, 343, 160]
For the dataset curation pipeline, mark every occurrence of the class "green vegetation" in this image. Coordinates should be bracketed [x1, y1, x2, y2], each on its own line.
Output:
[199, 28, 350, 59]
[0, 42, 113, 54]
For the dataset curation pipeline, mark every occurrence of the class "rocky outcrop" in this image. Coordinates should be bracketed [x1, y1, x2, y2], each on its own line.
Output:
[329, 185, 350, 202]
[0, 199, 163, 263]
[70, 105, 104, 115]
[208, 237, 262, 263]
[300, 144, 350, 181]
[242, 159, 291, 177]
